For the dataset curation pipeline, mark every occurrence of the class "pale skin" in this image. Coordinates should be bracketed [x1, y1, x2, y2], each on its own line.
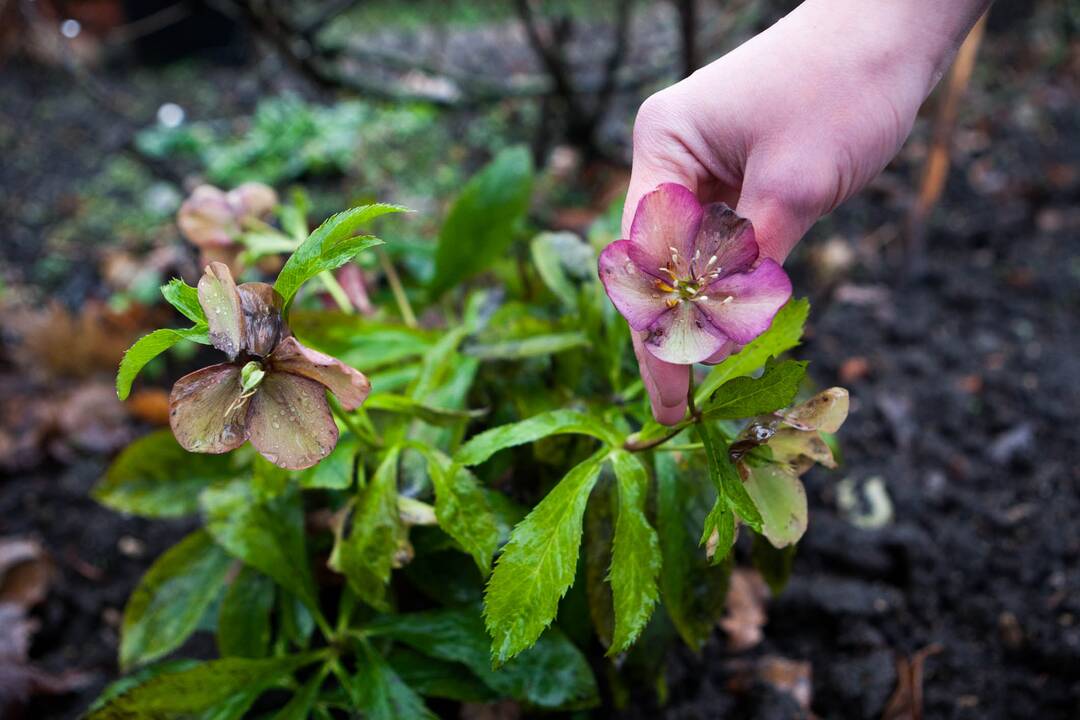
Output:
[623, 0, 992, 424]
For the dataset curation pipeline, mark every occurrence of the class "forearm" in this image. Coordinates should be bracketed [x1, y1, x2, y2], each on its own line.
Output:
[791, 0, 992, 96]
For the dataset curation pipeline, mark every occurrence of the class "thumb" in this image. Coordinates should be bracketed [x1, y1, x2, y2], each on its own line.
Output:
[734, 171, 818, 264]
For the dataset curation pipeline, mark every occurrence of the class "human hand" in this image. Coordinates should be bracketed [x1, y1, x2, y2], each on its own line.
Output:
[621, 0, 989, 423]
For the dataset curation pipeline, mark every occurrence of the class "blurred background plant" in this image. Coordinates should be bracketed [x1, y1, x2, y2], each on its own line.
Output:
[0, 0, 1078, 718]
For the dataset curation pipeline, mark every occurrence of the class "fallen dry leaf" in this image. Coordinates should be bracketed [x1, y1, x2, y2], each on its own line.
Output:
[0, 538, 91, 716]
[881, 644, 943, 720]
[720, 569, 770, 652]
[727, 655, 813, 714]
[0, 539, 52, 608]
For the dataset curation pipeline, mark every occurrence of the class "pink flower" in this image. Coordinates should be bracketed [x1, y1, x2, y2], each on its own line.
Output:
[599, 184, 791, 419]
[169, 262, 370, 470]
[177, 183, 279, 273]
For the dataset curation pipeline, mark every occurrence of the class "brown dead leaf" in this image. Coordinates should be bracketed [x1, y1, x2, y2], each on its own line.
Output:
[57, 382, 134, 454]
[727, 655, 813, 714]
[0, 539, 52, 609]
[881, 644, 943, 720]
[5, 300, 151, 379]
[126, 388, 172, 426]
[0, 540, 90, 715]
[720, 569, 770, 652]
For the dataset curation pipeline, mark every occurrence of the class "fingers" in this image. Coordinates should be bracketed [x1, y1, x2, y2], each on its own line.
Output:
[735, 160, 821, 263]
[632, 332, 688, 425]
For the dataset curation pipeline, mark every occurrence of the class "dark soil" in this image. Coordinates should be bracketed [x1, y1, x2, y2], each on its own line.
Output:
[2, 3, 1078, 719]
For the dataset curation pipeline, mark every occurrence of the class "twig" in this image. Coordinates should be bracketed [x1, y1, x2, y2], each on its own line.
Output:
[904, 11, 987, 269]
[377, 248, 417, 329]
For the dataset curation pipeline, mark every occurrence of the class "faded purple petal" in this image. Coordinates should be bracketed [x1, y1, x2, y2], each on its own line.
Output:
[642, 302, 729, 365]
[692, 203, 758, 278]
[628, 183, 703, 276]
[632, 332, 688, 425]
[598, 240, 668, 331]
[177, 186, 237, 249]
[237, 282, 284, 357]
[248, 372, 338, 470]
[226, 182, 278, 221]
[336, 263, 374, 315]
[198, 262, 245, 360]
[268, 337, 371, 410]
[700, 259, 792, 344]
[169, 364, 249, 454]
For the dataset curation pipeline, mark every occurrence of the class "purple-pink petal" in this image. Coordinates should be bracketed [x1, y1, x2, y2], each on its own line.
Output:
[642, 302, 729, 365]
[700, 259, 792, 344]
[598, 240, 669, 331]
[247, 372, 338, 470]
[632, 332, 688, 425]
[693, 203, 758, 278]
[198, 262, 245, 360]
[268, 337, 371, 411]
[169, 363, 250, 454]
[628, 183, 703, 276]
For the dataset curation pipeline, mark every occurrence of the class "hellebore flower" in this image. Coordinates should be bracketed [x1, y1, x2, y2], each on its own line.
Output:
[169, 262, 370, 470]
[600, 183, 791, 365]
[177, 183, 279, 270]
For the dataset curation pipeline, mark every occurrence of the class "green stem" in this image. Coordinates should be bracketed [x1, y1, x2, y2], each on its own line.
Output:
[318, 270, 354, 314]
[329, 395, 381, 447]
[377, 248, 417, 328]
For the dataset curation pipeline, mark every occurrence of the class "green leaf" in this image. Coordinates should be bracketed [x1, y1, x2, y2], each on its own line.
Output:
[699, 423, 763, 533]
[530, 232, 581, 310]
[274, 203, 405, 309]
[365, 393, 485, 426]
[465, 331, 588, 360]
[120, 530, 232, 670]
[751, 535, 797, 595]
[655, 451, 734, 652]
[414, 448, 499, 574]
[329, 447, 402, 611]
[289, 313, 434, 371]
[430, 146, 534, 296]
[298, 433, 357, 490]
[454, 409, 619, 467]
[696, 297, 809, 404]
[703, 359, 807, 420]
[87, 660, 201, 715]
[116, 325, 210, 400]
[347, 643, 435, 720]
[217, 566, 274, 658]
[743, 463, 808, 548]
[484, 450, 606, 665]
[699, 499, 736, 564]
[86, 654, 321, 720]
[387, 647, 497, 702]
[201, 482, 319, 615]
[368, 606, 598, 709]
[93, 430, 236, 518]
[161, 278, 206, 324]
[607, 450, 661, 655]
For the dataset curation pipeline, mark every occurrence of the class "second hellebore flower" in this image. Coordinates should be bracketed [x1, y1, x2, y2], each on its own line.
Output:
[599, 184, 792, 421]
[169, 262, 370, 470]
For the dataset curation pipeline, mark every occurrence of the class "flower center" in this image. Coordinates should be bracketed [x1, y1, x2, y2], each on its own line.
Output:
[653, 246, 732, 308]
[239, 360, 266, 396]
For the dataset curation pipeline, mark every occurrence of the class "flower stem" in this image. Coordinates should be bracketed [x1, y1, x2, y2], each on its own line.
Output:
[687, 370, 698, 418]
[318, 270, 354, 314]
[329, 395, 380, 447]
[377, 248, 417, 328]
